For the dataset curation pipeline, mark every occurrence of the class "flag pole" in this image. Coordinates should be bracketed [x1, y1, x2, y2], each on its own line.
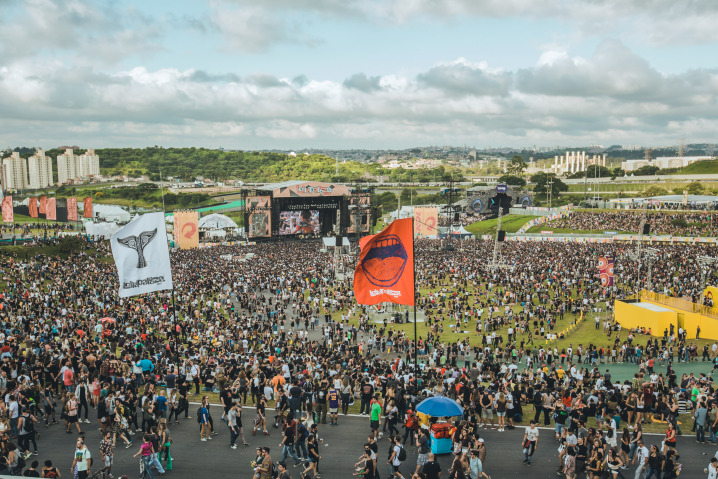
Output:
[413, 217, 418, 375]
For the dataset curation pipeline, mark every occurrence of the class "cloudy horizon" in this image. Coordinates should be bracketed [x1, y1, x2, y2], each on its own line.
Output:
[1, 0, 717, 150]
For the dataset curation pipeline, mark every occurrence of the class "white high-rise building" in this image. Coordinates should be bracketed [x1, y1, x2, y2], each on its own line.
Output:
[1, 152, 28, 191]
[57, 148, 100, 184]
[27, 149, 54, 189]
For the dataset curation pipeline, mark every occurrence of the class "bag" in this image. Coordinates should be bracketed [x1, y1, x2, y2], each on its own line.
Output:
[197, 407, 202, 423]
[398, 445, 407, 462]
[533, 391, 543, 406]
[254, 414, 261, 427]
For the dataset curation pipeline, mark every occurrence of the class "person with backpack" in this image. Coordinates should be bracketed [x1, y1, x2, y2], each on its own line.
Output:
[41, 459, 60, 478]
[387, 435, 406, 479]
[18, 407, 38, 459]
[295, 418, 309, 461]
[403, 407, 418, 445]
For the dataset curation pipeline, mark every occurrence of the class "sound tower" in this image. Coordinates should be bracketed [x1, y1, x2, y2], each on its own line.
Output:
[642, 224, 651, 235]
[497, 230, 506, 242]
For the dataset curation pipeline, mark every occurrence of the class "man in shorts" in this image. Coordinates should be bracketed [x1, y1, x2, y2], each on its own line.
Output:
[480, 390, 496, 430]
[414, 428, 430, 475]
[99, 431, 114, 479]
[386, 435, 405, 479]
[370, 394, 383, 440]
[327, 385, 340, 427]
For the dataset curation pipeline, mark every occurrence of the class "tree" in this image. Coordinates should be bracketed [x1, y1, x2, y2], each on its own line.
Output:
[686, 181, 705, 195]
[531, 172, 568, 197]
[498, 175, 526, 187]
[506, 155, 526, 176]
[585, 165, 612, 178]
[644, 185, 669, 197]
[634, 165, 660, 176]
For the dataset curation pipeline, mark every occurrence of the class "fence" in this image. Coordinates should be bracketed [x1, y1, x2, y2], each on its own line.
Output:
[639, 290, 718, 320]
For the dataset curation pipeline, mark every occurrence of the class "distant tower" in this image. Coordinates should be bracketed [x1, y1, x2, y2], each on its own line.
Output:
[678, 137, 685, 157]
[644, 148, 652, 162]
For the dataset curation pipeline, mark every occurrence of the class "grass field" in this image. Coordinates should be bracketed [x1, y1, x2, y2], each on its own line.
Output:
[675, 159, 718, 174]
[525, 226, 633, 234]
[465, 215, 534, 237]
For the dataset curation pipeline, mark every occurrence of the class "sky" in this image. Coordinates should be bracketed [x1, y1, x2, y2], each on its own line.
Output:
[1, 0, 718, 151]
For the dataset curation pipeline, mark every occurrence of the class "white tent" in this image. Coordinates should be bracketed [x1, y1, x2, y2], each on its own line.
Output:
[85, 222, 120, 239]
[92, 204, 131, 223]
[198, 213, 238, 230]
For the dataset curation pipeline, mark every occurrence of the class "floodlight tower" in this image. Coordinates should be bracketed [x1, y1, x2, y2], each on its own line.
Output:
[644, 247, 659, 292]
[698, 255, 717, 291]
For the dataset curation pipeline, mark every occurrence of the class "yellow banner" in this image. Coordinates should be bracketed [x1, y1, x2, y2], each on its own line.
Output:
[174, 210, 199, 249]
[414, 207, 438, 237]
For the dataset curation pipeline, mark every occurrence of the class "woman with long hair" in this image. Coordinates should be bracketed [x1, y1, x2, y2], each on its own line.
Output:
[619, 427, 631, 468]
[496, 392, 507, 432]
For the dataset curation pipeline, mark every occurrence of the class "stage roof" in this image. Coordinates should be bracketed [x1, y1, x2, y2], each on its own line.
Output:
[258, 180, 351, 198]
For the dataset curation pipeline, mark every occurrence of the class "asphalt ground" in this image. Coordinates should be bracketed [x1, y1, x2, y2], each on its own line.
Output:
[13, 405, 716, 479]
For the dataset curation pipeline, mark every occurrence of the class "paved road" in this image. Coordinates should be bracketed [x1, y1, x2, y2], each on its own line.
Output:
[17, 406, 716, 479]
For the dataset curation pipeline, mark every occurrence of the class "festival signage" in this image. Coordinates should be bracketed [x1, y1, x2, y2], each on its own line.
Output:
[83, 197, 93, 218]
[1, 196, 13, 223]
[413, 207, 438, 237]
[272, 181, 350, 198]
[46, 198, 57, 220]
[67, 197, 78, 221]
[110, 212, 173, 298]
[173, 210, 199, 250]
[29, 197, 38, 218]
[599, 256, 614, 287]
[354, 218, 414, 306]
[246, 196, 271, 238]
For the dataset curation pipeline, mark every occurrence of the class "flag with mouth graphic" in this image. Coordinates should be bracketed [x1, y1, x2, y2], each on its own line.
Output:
[110, 212, 173, 298]
[354, 218, 414, 306]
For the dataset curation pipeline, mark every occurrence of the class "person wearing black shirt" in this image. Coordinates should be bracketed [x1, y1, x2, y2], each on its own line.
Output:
[421, 453, 441, 479]
[360, 381, 374, 416]
[315, 383, 328, 425]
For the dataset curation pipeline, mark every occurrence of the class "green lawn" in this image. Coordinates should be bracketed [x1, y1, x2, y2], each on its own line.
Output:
[465, 215, 534, 237]
[675, 159, 718, 174]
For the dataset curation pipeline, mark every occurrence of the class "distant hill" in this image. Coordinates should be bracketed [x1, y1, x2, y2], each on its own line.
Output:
[673, 159, 718, 175]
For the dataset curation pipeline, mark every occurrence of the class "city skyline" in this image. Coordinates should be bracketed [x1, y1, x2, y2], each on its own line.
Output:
[0, 0, 717, 150]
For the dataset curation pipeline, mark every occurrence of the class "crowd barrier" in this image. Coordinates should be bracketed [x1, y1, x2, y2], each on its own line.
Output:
[639, 290, 718, 320]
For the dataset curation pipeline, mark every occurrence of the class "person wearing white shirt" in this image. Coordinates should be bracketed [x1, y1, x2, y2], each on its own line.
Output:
[632, 440, 648, 479]
[707, 457, 718, 479]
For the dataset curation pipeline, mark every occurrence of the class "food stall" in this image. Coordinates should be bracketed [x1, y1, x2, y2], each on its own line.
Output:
[416, 396, 464, 455]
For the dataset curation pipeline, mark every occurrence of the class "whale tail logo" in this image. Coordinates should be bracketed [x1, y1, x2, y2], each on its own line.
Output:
[117, 228, 157, 268]
[354, 218, 414, 306]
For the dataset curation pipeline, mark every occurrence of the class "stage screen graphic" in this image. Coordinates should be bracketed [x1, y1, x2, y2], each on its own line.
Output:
[278, 210, 320, 235]
[246, 196, 271, 238]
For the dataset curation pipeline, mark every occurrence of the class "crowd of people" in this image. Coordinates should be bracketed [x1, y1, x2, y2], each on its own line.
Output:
[0, 233, 716, 477]
[540, 211, 717, 236]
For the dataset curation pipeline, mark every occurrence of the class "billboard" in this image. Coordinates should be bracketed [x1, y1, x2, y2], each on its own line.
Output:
[272, 181, 350, 198]
[29, 197, 38, 218]
[246, 196, 271, 238]
[173, 210, 200, 249]
[39, 195, 47, 214]
[278, 210, 320, 235]
[1, 196, 13, 223]
[414, 207, 439, 237]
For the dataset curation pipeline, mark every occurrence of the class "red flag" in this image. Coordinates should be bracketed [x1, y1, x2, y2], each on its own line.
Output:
[358, 234, 376, 253]
[67, 197, 78, 221]
[83, 197, 93, 218]
[39, 195, 47, 214]
[354, 218, 414, 306]
[29, 197, 38, 218]
[1, 196, 13, 223]
[46, 198, 56, 220]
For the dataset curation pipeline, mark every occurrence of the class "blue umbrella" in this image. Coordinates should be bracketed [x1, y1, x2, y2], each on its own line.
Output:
[416, 396, 464, 417]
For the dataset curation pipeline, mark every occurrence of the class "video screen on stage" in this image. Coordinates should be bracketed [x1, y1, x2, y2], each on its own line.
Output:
[278, 210, 320, 235]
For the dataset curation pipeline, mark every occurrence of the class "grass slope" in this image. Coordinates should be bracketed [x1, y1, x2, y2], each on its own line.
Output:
[674, 159, 718, 175]
[465, 215, 534, 237]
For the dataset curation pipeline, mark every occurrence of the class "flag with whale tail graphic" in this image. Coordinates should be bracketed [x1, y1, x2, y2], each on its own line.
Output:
[354, 218, 414, 306]
[110, 212, 173, 298]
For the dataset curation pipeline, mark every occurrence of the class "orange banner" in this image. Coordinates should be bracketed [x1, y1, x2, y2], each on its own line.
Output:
[46, 198, 56, 220]
[354, 218, 414, 306]
[1, 196, 13, 223]
[83, 197, 92, 218]
[39, 195, 47, 214]
[414, 207, 438, 237]
[174, 210, 199, 249]
[67, 197, 78, 221]
[29, 197, 38, 218]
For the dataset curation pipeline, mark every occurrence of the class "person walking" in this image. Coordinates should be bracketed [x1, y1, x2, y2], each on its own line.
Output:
[522, 420, 539, 466]
[99, 431, 115, 479]
[71, 437, 92, 479]
[133, 434, 155, 479]
[228, 401, 240, 449]
[387, 435, 406, 479]
[199, 398, 210, 442]
[18, 407, 38, 459]
[327, 385, 340, 427]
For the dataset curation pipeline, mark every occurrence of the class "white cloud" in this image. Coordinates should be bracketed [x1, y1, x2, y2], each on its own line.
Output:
[0, 40, 717, 148]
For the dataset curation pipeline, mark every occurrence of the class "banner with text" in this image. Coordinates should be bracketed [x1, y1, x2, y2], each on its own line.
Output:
[414, 207, 439, 237]
[67, 197, 78, 221]
[246, 196, 271, 238]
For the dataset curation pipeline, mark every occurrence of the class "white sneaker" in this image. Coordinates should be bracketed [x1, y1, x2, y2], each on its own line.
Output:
[201, 438, 207, 442]
[84, 419, 91, 424]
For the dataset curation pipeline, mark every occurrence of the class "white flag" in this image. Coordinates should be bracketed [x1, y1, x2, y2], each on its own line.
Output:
[110, 212, 173, 298]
